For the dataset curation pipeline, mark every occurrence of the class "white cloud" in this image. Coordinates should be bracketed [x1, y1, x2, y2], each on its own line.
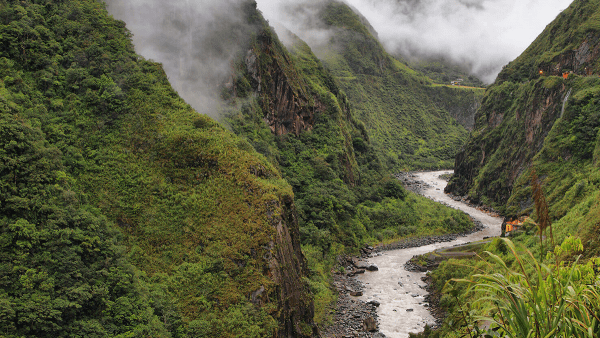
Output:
[104, 0, 252, 118]
[256, 0, 573, 83]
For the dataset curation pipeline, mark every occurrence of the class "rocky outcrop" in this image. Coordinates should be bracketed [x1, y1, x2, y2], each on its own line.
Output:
[240, 27, 360, 186]
[267, 194, 319, 337]
[447, 0, 600, 214]
[426, 86, 484, 131]
[244, 32, 322, 136]
[321, 254, 386, 338]
[535, 33, 600, 78]
[447, 82, 569, 205]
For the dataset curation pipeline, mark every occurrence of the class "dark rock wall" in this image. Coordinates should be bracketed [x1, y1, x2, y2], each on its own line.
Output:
[245, 32, 321, 137]
[447, 0, 600, 212]
[269, 195, 319, 337]
[448, 82, 568, 205]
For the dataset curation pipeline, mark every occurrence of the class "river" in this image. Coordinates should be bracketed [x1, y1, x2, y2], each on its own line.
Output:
[357, 171, 503, 337]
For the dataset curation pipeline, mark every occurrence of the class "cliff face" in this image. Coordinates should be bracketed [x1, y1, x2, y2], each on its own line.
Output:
[447, 0, 600, 227]
[228, 17, 361, 186]
[426, 85, 484, 131]
[447, 79, 571, 206]
[537, 33, 600, 77]
[269, 195, 318, 337]
[244, 34, 320, 137]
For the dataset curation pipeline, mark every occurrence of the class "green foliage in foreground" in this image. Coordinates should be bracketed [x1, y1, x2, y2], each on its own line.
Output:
[465, 238, 600, 338]
[423, 235, 600, 338]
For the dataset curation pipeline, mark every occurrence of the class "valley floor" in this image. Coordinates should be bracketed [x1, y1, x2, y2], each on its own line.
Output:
[321, 171, 502, 337]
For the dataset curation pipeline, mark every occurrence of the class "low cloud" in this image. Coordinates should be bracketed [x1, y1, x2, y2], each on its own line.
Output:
[104, 0, 254, 118]
[256, 0, 334, 50]
[256, 0, 573, 83]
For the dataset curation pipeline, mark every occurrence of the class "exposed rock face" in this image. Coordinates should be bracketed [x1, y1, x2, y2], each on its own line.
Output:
[363, 317, 378, 332]
[427, 86, 484, 131]
[448, 82, 569, 205]
[537, 33, 600, 77]
[241, 28, 360, 186]
[447, 0, 600, 213]
[268, 194, 319, 337]
[245, 33, 322, 136]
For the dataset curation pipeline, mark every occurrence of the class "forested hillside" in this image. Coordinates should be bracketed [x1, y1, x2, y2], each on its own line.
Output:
[311, 1, 484, 170]
[447, 0, 600, 245]
[409, 2, 600, 337]
[0, 1, 317, 336]
[222, 3, 477, 323]
[0, 0, 487, 336]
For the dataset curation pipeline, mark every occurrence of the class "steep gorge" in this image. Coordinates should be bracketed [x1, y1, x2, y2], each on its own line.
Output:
[447, 0, 600, 245]
[302, 1, 482, 170]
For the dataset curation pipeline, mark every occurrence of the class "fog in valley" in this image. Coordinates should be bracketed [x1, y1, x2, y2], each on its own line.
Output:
[257, 0, 573, 83]
[104, 0, 573, 117]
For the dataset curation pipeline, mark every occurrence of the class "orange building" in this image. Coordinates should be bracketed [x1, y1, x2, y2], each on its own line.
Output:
[505, 219, 523, 233]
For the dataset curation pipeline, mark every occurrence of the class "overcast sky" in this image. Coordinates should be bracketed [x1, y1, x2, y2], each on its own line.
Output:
[256, 0, 573, 83]
[104, 0, 574, 118]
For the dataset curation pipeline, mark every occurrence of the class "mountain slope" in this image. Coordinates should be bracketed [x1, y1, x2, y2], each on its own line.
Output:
[447, 0, 600, 248]
[0, 1, 316, 336]
[222, 2, 480, 324]
[312, 1, 483, 170]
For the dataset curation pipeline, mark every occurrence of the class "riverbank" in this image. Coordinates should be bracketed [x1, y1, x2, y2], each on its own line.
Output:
[321, 171, 502, 338]
[356, 171, 502, 337]
[320, 250, 387, 338]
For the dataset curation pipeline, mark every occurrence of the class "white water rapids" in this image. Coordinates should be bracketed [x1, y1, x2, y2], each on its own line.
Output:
[357, 171, 503, 337]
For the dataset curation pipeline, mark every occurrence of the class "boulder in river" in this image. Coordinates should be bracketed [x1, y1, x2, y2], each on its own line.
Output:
[354, 261, 379, 271]
[366, 264, 379, 271]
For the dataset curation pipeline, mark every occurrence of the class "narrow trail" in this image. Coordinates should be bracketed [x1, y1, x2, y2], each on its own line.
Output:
[357, 171, 503, 337]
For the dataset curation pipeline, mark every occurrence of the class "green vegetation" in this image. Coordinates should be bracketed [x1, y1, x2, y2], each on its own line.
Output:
[426, 2, 600, 336]
[419, 0, 600, 337]
[418, 233, 600, 338]
[0, 0, 489, 335]
[406, 58, 486, 88]
[0, 0, 315, 336]
[225, 17, 476, 324]
[499, 0, 600, 84]
[314, 1, 481, 170]
[467, 238, 600, 337]
[448, 0, 600, 224]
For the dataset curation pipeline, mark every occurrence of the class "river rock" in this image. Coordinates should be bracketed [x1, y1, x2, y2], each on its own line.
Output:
[354, 261, 379, 271]
[363, 317, 378, 332]
[367, 300, 380, 307]
[354, 261, 370, 269]
[350, 291, 363, 297]
[366, 264, 379, 271]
